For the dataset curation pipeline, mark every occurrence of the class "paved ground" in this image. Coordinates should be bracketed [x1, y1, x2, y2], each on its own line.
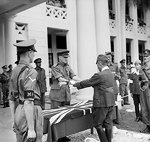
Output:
[1, 94, 150, 142]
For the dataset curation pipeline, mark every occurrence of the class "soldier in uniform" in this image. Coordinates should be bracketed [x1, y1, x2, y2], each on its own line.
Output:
[74, 54, 115, 142]
[34, 58, 47, 110]
[138, 49, 150, 133]
[49, 50, 80, 109]
[49, 50, 80, 142]
[105, 52, 120, 124]
[119, 59, 130, 105]
[9, 39, 43, 142]
[0, 65, 10, 108]
[7, 64, 13, 78]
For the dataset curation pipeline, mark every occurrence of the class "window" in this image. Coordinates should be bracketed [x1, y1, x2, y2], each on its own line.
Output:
[56, 35, 67, 49]
[138, 41, 145, 64]
[137, 6, 146, 26]
[48, 34, 52, 48]
[126, 39, 132, 64]
[108, 0, 115, 19]
[110, 37, 114, 62]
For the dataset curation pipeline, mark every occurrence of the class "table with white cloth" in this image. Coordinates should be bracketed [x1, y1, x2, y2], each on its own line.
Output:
[43, 101, 117, 142]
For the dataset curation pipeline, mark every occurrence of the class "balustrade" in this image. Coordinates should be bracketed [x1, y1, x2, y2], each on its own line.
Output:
[46, 5, 67, 19]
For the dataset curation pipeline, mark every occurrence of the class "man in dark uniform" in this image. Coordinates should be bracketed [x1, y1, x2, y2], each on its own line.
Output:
[34, 58, 47, 110]
[0, 65, 10, 108]
[9, 39, 43, 142]
[138, 49, 150, 133]
[105, 52, 120, 124]
[49, 50, 80, 142]
[7, 64, 13, 78]
[119, 59, 130, 105]
[74, 54, 115, 142]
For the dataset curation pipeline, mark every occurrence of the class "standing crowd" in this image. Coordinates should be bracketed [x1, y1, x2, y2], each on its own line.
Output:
[3, 38, 150, 142]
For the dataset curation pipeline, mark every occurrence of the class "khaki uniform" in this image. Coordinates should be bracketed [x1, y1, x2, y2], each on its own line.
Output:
[139, 67, 150, 126]
[109, 63, 119, 100]
[119, 66, 129, 104]
[49, 62, 75, 108]
[0, 72, 9, 106]
[35, 67, 47, 109]
[9, 60, 43, 142]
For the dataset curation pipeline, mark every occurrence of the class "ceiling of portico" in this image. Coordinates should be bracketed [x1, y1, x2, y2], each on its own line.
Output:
[0, 0, 46, 17]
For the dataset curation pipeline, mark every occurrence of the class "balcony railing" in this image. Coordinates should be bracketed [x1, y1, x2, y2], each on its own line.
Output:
[125, 15, 134, 32]
[109, 19, 116, 29]
[109, 10, 115, 20]
[137, 18, 146, 34]
[46, 4, 67, 19]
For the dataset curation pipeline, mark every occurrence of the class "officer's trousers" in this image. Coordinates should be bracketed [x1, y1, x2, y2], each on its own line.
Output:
[119, 83, 129, 104]
[14, 105, 43, 142]
[2, 87, 9, 106]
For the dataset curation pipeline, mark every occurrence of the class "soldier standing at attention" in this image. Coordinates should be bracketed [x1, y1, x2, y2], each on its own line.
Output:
[119, 59, 130, 105]
[0, 65, 10, 108]
[9, 39, 43, 142]
[138, 49, 150, 133]
[105, 52, 120, 124]
[7, 64, 13, 78]
[49, 50, 80, 142]
[34, 58, 47, 110]
[49, 50, 80, 109]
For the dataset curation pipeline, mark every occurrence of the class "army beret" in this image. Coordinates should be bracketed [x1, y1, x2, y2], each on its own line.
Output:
[57, 50, 70, 57]
[2, 65, 7, 69]
[105, 52, 113, 56]
[96, 54, 108, 63]
[14, 39, 37, 53]
[34, 58, 42, 63]
[144, 49, 150, 57]
[120, 59, 125, 63]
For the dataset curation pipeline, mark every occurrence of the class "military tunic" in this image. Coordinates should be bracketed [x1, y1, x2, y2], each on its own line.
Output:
[108, 62, 119, 100]
[35, 66, 47, 109]
[119, 66, 129, 104]
[49, 62, 75, 108]
[9, 60, 43, 142]
[139, 66, 150, 126]
[0, 72, 9, 106]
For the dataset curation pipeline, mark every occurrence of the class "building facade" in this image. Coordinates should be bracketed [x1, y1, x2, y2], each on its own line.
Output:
[0, 0, 150, 99]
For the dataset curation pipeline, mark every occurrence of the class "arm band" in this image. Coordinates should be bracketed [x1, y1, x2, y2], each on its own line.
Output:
[24, 90, 34, 99]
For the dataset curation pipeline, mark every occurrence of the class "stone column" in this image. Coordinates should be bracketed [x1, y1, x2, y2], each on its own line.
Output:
[94, 0, 110, 54]
[115, 0, 123, 64]
[131, 1, 139, 62]
[4, 17, 16, 66]
[0, 18, 5, 72]
[76, 0, 97, 100]
[120, 0, 126, 60]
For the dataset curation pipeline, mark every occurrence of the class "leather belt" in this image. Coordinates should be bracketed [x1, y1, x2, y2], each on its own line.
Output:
[19, 99, 41, 107]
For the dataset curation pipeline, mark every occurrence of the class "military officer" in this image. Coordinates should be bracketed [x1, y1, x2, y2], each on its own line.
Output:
[119, 59, 130, 105]
[7, 64, 13, 78]
[74, 54, 115, 142]
[49, 50, 80, 142]
[138, 49, 150, 133]
[105, 52, 120, 124]
[9, 39, 43, 142]
[105, 52, 120, 101]
[34, 58, 47, 110]
[49, 50, 80, 109]
[0, 65, 10, 108]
